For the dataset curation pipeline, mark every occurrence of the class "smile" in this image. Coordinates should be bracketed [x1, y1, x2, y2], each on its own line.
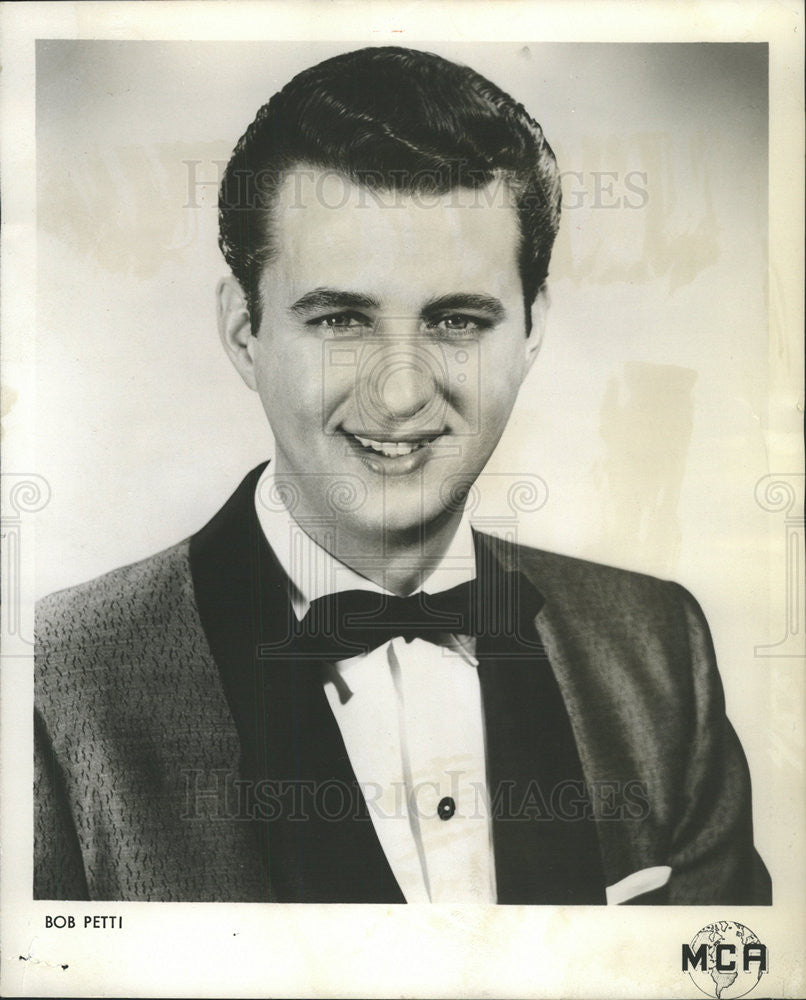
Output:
[352, 434, 437, 458]
[342, 429, 445, 472]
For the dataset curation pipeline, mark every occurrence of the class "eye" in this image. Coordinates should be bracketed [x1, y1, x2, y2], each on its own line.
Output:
[426, 313, 492, 335]
[307, 311, 373, 332]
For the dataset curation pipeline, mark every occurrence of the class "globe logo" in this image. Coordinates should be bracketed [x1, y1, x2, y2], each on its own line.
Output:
[684, 921, 767, 999]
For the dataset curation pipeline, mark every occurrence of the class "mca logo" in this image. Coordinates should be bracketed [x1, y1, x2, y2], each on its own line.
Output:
[682, 921, 767, 999]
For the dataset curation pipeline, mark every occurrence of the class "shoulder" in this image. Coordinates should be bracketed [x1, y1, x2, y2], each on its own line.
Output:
[477, 530, 686, 598]
[475, 530, 706, 638]
[35, 539, 196, 657]
[477, 533, 724, 743]
[34, 538, 224, 749]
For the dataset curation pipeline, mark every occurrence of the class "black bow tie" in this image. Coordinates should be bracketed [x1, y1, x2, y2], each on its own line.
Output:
[289, 570, 543, 660]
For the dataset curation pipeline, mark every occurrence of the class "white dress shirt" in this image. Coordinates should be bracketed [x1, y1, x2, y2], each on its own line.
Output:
[254, 464, 496, 902]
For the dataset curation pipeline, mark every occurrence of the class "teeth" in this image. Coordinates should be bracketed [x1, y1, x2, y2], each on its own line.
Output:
[353, 434, 432, 458]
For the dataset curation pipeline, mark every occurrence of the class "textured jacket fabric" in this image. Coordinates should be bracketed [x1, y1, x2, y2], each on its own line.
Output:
[34, 466, 771, 904]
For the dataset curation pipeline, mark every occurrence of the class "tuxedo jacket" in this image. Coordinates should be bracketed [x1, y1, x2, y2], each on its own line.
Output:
[34, 465, 771, 904]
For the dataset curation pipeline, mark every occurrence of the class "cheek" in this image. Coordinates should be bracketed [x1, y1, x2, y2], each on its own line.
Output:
[477, 338, 526, 421]
[254, 337, 318, 410]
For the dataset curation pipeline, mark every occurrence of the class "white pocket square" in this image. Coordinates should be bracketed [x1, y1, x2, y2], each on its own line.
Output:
[606, 865, 672, 905]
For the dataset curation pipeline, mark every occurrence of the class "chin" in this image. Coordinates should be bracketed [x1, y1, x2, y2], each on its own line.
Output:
[387, 504, 457, 539]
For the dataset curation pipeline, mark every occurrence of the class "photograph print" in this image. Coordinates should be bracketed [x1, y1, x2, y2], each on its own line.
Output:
[32, 38, 775, 908]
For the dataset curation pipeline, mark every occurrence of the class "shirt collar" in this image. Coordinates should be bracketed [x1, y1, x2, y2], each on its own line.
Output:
[254, 462, 477, 620]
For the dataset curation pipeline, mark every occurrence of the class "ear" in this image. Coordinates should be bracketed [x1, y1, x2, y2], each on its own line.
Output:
[524, 284, 549, 374]
[216, 275, 258, 391]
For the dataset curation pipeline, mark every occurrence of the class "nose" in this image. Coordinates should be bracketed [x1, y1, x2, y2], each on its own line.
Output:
[378, 357, 435, 418]
[358, 340, 443, 428]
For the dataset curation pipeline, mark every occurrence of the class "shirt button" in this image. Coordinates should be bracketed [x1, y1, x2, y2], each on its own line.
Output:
[437, 796, 456, 820]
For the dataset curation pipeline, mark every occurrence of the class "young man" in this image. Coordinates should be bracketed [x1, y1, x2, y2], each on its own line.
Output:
[34, 46, 771, 904]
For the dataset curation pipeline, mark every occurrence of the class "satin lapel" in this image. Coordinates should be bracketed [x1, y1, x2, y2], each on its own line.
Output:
[531, 599, 663, 887]
[189, 464, 404, 903]
[473, 534, 607, 904]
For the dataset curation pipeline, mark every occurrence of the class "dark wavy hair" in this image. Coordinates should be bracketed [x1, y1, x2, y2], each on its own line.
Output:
[218, 46, 561, 333]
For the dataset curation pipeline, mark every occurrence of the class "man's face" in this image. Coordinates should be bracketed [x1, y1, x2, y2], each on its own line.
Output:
[232, 170, 542, 542]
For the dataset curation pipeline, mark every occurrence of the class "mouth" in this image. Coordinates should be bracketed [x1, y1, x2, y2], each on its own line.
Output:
[351, 433, 439, 457]
[341, 429, 445, 472]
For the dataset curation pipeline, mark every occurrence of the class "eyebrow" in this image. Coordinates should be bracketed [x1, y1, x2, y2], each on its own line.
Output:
[288, 287, 507, 323]
[422, 293, 506, 323]
[288, 288, 381, 316]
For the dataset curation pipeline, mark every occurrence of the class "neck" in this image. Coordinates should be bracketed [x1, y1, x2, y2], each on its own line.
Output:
[300, 509, 466, 597]
[265, 457, 472, 595]
[357, 512, 467, 595]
